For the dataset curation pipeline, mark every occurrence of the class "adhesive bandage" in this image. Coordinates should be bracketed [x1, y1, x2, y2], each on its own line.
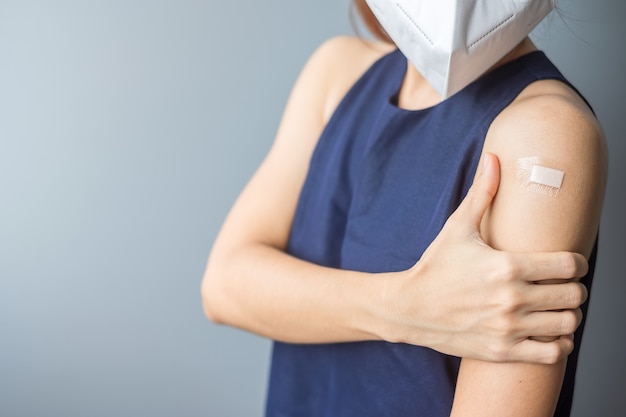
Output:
[516, 157, 565, 196]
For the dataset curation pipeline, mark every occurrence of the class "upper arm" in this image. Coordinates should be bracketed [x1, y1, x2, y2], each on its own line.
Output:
[479, 85, 607, 257]
[450, 82, 608, 417]
[207, 37, 392, 258]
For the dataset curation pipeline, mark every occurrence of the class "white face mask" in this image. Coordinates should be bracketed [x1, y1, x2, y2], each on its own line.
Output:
[365, 0, 554, 98]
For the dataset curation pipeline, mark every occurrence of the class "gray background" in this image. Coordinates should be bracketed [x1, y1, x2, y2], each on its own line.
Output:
[0, 0, 623, 416]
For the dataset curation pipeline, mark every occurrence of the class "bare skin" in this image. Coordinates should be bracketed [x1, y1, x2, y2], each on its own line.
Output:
[201, 36, 600, 373]
[383, 36, 606, 416]
[449, 46, 607, 416]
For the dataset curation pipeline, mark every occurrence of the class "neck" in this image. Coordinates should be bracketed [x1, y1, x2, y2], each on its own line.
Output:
[398, 38, 537, 110]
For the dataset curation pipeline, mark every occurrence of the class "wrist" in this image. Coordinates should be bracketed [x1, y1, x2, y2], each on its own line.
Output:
[363, 267, 431, 347]
[337, 270, 390, 343]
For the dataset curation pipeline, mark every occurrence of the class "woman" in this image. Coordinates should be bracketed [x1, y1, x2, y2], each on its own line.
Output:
[202, 1, 607, 416]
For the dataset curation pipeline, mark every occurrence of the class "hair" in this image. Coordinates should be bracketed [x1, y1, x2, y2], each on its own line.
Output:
[350, 0, 392, 43]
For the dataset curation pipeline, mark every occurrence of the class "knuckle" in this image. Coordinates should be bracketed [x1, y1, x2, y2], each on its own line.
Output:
[497, 254, 518, 283]
[543, 344, 563, 365]
[498, 288, 523, 314]
[494, 314, 517, 339]
[561, 310, 579, 334]
[489, 341, 509, 362]
[566, 283, 587, 308]
[563, 337, 575, 356]
[574, 308, 584, 328]
[542, 337, 574, 365]
[560, 253, 579, 278]
[574, 284, 586, 305]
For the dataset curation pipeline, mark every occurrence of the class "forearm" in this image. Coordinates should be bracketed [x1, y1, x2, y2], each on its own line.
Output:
[451, 359, 567, 417]
[202, 153, 589, 362]
[202, 242, 392, 344]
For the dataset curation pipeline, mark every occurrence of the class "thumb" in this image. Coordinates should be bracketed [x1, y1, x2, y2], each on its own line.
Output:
[457, 153, 501, 231]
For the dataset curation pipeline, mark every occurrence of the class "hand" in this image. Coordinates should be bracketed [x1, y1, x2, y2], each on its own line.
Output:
[381, 153, 588, 364]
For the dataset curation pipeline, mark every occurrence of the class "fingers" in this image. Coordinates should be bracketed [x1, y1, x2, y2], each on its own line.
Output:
[523, 309, 584, 338]
[526, 282, 588, 311]
[479, 153, 500, 200]
[509, 251, 589, 282]
[508, 335, 575, 365]
[452, 153, 501, 231]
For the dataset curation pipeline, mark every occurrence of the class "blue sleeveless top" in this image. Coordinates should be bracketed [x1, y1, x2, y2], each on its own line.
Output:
[265, 49, 596, 417]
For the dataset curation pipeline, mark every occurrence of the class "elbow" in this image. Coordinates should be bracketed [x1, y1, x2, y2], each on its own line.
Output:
[200, 261, 229, 325]
[201, 241, 263, 327]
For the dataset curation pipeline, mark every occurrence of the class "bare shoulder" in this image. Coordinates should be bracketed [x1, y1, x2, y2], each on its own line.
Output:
[306, 36, 395, 122]
[272, 36, 394, 151]
[486, 79, 607, 167]
[482, 79, 608, 255]
[485, 79, 608, 201]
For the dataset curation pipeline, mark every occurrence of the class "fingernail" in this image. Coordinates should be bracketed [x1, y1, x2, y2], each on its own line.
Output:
[480, 154, 489, 176]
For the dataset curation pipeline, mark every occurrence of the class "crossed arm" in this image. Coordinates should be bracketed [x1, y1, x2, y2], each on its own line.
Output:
[201, 37, 606, 415]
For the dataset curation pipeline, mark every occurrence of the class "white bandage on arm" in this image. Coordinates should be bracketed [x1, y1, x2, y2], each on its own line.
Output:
[516, 157, 565, 196]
